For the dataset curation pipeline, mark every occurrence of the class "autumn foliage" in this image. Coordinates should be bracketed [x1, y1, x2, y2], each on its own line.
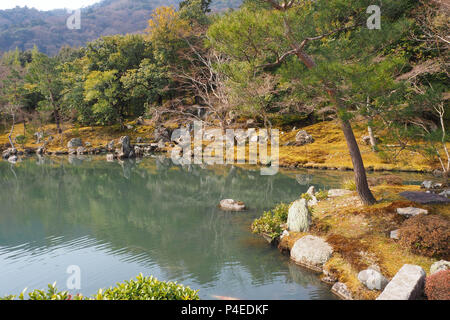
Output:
[425, 270, 450, 300]
[399, 215, 450, 259]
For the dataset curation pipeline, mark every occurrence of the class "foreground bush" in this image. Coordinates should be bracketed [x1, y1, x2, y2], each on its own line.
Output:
[1, 274, 199, 300]
[425, 270, 450, 300]
[251, 203, 289, 240]
[399, 215, 450, 259]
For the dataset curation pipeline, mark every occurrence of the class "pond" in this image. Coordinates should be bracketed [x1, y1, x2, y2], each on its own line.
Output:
[0, 156, 429, 299]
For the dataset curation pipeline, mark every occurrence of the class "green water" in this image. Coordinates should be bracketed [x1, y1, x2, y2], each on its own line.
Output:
[0, 156, 429, 299]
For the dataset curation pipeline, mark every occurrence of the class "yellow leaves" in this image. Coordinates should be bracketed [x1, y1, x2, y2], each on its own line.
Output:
[146, 6, 191, 42]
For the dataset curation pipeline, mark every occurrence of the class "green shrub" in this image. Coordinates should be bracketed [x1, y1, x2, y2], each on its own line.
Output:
[15, 135, 27, 145]
[1, 274, 199, 300]
[251, 203, 289, 240]
[399, 215, 450, 260]
[315, 189, 329, 201]
[300, 193, 312, 201]
[341, 179, 356, 191]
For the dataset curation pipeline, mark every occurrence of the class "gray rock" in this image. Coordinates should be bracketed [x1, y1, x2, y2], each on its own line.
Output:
[430, 260, 450, 275]
[76, 147, 86, 155]
[306, 186, 316, 197]
[331, 282, 353, 300]
[358, 268, 389, 291]
[136, 137, 143, 143]
[118, 136, 134, 159]
[295, 130, 314, 146]
[67, 138, 82, 148]
[287, 199, 311, 232]
[8, 155, 18, 163]
[390, 229, 400, 240]
[36, 147, 45, 155]
[439, 189, 450, 198]
[376, 264, 426, 300]
[290, 235, 333, 271]
[106, 154, 115, 162]
[327, 189, 353, 197]
[421, 180, 434, 189]
[107, 140, 115, 151]
[400, 191, 450, 204]
[218, 199, 246, 211]
[396, 207, 428, 218]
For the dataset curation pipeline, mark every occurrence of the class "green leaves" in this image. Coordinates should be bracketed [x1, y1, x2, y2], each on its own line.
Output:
[2, 274, 200, 300]
[251, 203, 289, 239]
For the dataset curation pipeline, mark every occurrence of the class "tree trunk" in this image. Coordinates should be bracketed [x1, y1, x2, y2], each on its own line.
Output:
[341, 119, 377, 205]
[294, 49, 376, 205]
[8, 113, 15, 149]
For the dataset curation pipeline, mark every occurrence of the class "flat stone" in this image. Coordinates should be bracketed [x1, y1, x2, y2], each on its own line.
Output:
[376, 264, 426, 300]
[327, 189, 353, 197]
[358, 268, 389, 291]
[396, 207, 428, 218]
[290, 235, 333, 271]
[67, 138, 82, 148]
[219, 199, 246, 211]
[390, 229, 400, 240]
[430, 260, 450, 275]
[331, 282, 353, 300]
[400, 191, 450, 204]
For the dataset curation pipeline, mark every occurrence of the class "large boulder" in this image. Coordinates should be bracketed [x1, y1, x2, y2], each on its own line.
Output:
[219, 199, 246, 211]
[358, 268, 389, 291]
[331, 282, 353, 300]
[396, 207, 428, 218]
[295, 130, 314, 146]
[430, 260, 450, 275]
[290, 235, 333, 271]
[287, 199, 311, 232]
[67, 138, 83, 148]
[118, 136, 134, 159]
[376, 264, 426, 300]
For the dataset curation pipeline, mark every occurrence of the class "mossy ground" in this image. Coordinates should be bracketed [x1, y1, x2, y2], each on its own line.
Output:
[1, 119, 446, 173]
[279, 183, 448, 300]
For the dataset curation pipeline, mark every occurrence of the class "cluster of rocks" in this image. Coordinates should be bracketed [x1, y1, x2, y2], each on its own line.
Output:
[420, 180, 449, 198]
[284, 130, 314, 146]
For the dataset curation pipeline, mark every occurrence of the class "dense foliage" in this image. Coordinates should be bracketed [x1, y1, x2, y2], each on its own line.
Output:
[425, 270, 450, 300]
[0, 0, 448, 178]
[399, 215, 450, 260]
[1, 274, 199, 300]
[0, 0, 242, 55]
[251, 202, 289, 239]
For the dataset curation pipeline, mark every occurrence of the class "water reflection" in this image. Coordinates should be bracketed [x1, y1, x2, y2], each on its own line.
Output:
[1, 156, 427, 299]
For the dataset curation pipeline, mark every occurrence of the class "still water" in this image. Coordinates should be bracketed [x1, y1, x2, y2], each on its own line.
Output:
[0, 156, 428, 299]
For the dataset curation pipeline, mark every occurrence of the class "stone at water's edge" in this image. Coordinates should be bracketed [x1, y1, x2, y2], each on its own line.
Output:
[218, 199, 246, 211]
[376, 264, 426, 300]
[118, 136, 134, 159]
[67, 138, 83, 148]
[400, 191, 450, 204]
[358, 268, 389, 291]
[331, 282, 352, 300]
[290, 235, 333, 271]
[430, 260, 450, 275]
[287, 199, 311, 232]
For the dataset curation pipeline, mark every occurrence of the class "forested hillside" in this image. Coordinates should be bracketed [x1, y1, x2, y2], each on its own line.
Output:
[0, 0, 241, 55]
